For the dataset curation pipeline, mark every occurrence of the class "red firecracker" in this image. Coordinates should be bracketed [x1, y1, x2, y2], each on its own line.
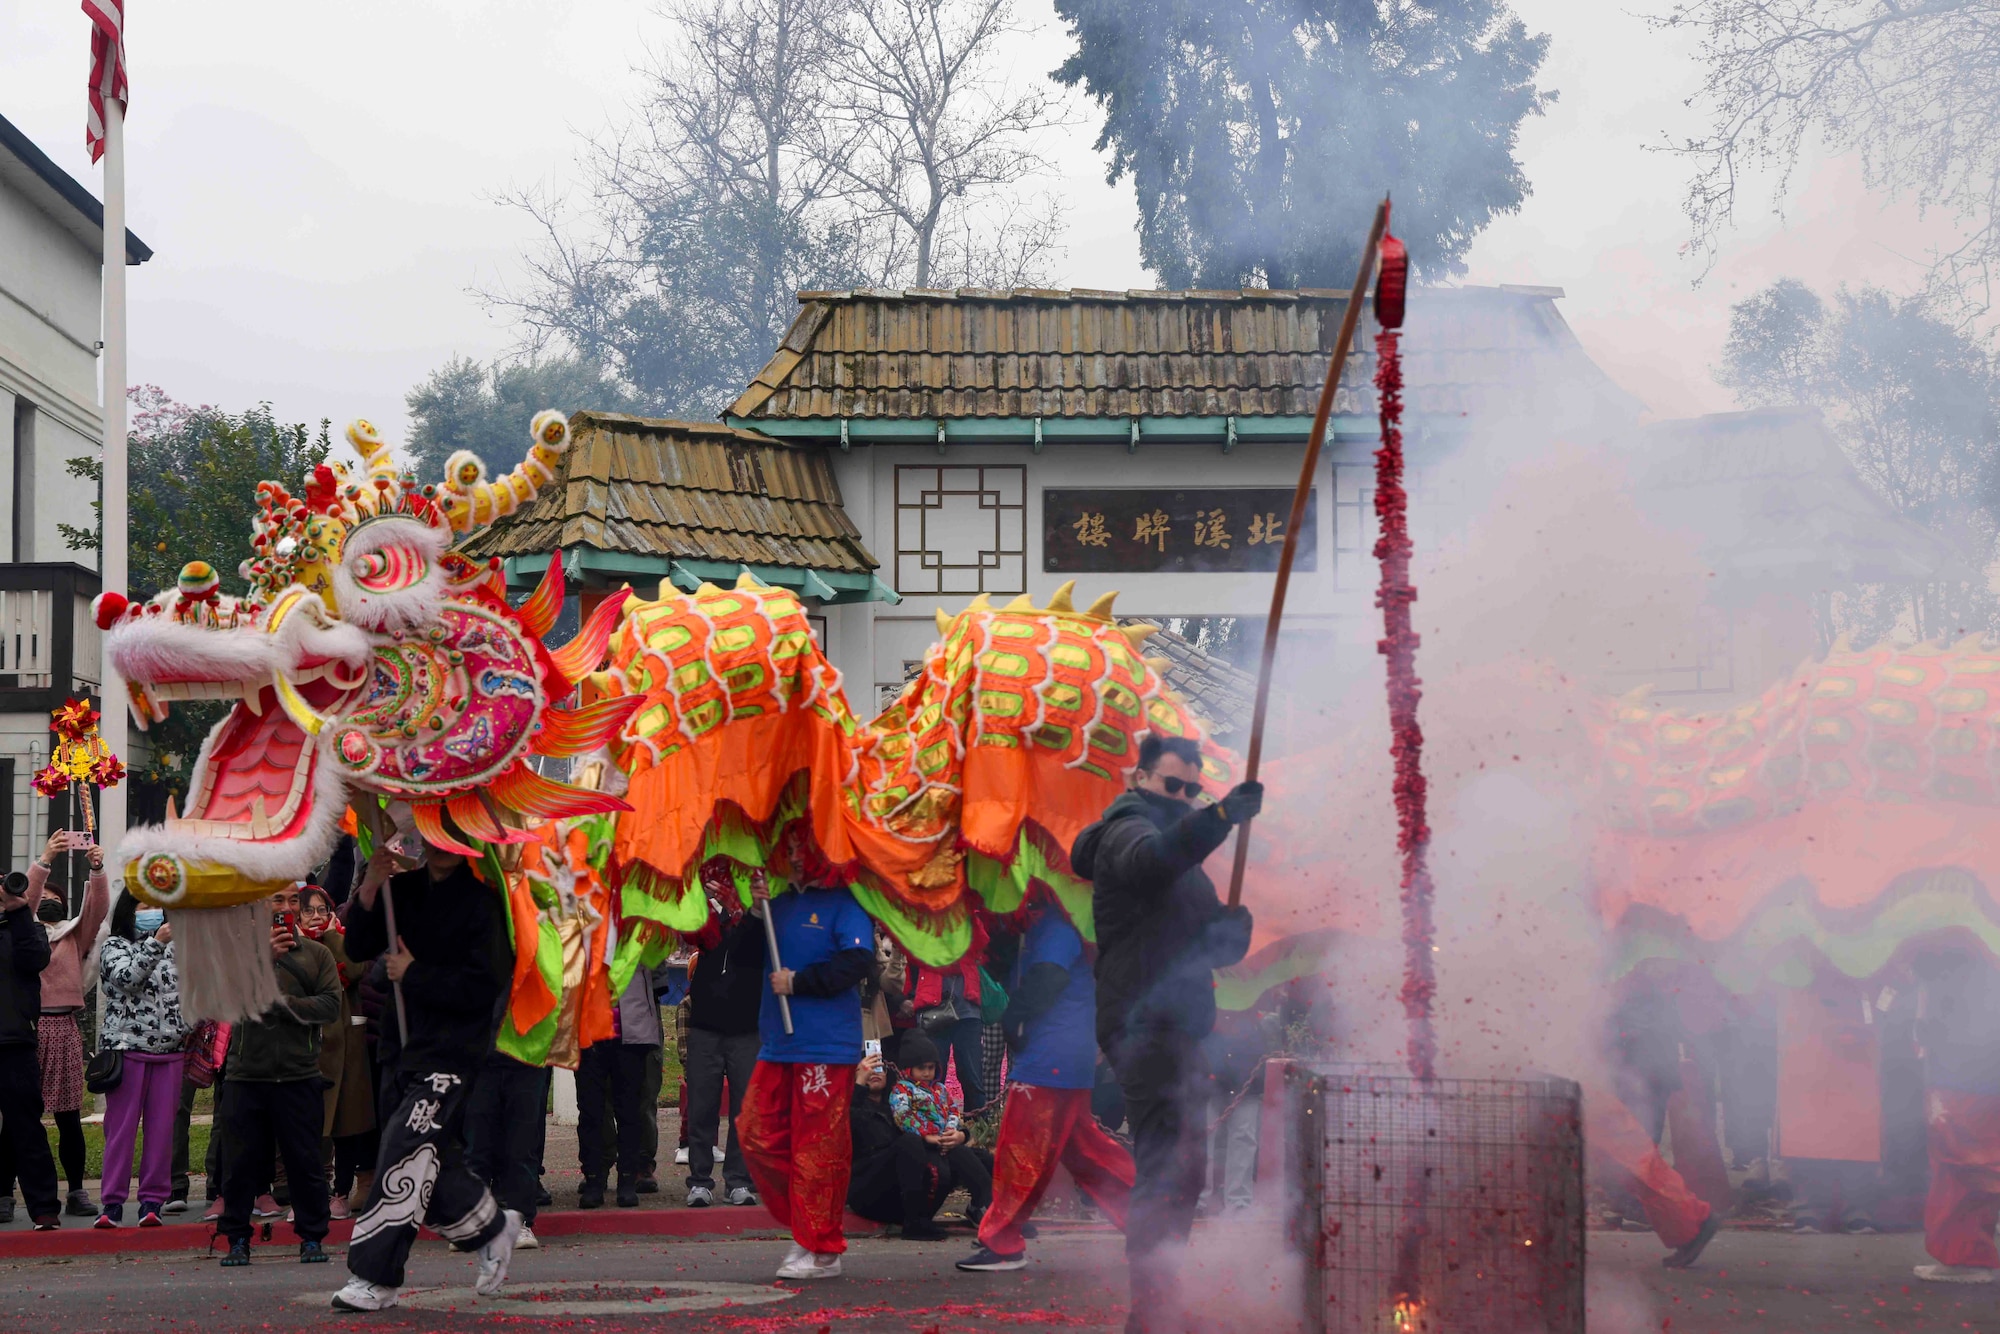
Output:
[1370, 226, 1436, 1083]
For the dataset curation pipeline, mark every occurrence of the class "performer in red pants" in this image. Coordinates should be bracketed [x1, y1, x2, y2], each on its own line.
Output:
[960, 902, 1134, 1271]
[1914, 951, 2000, 1284]
[735, 872, 873, 1281]
[1586, 1085, 1716, 1268]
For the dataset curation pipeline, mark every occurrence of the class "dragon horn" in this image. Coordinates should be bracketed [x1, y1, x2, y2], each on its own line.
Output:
[1003, 594, 1034, 611]
[966, 593, 992, 613]
[441, 409, 575, 536]
[935, 608, 953, 634]
[516, 553, 565, 640]
[345, 420, 399, 486]
[533, 695, 644, 757]
[548, 588, 633, 689]
[489, 762, 633, 820]
[1084, 590, 1118, 620]
[1047, 580, 1077, 613]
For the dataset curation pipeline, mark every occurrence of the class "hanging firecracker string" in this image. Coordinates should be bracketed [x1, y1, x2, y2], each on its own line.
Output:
[1369, 230, 1438, 1084]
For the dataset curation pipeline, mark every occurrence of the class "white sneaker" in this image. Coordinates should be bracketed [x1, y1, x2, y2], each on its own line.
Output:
[727, 1186, 757, 1207]
[777, 1248, 842, 1280]
[331, 1279, 400, 1311]
[475, 1209, 523, 1296]
[714, 1146, 726, 1162]
[674, 1147, 691, 1165]
[775, 1241, 811, 1277]
[1915, 1263, 1996, 1284]
[687, 1184, 715, 1208]
[515, 1225, 540, 1250]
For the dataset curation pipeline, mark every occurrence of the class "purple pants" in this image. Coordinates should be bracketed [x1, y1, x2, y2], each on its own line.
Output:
[100, 1051, 185, 1211]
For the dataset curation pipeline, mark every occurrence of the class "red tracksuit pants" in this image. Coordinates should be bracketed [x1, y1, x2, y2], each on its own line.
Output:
[1587, 1086, 1711, 1249]
[1925, 1088, 2000, 1268]
[738, 1059, 856, 1254]
[979, 1083, 1136, 1255]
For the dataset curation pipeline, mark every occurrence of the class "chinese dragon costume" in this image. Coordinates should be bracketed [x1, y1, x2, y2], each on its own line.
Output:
[99, 412, 640, 1020]
[103, 409, 1233, 1027]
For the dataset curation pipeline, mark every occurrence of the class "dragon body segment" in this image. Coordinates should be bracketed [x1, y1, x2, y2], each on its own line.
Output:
[1594, 634, 2000, 991]
[604, 578, 1230, 964]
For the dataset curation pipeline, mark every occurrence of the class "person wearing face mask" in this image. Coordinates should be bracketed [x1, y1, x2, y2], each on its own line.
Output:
[96, 890, 190, 1228]
[1069, 734, 1260, 1334]
[0, 833, 108, 1224]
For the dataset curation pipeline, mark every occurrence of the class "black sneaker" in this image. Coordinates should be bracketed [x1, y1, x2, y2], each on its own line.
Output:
[1020, 1221, 1039, 1240]
[535, 1184, 553, 1208]
[1662, 1214, 1721, 1270]
[161, 1195, 190, 1215]
[220, 1237, 253, 1267]
[64, 1189, 95, 1218]
[956, 1244, 1027, 1272]
[299, 1240, 329, 1264]
[635, 1174, 659, 1195]
[616, 1184, 640, 1208]
[577, 1180, 605, 1210]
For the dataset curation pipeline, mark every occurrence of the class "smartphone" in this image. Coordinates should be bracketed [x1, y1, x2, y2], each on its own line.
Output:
[864, 1039, 882, 1059]
[276, 909, 298, 939]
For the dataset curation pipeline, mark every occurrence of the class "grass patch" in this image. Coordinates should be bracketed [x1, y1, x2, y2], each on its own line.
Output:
[63, 1121, 211, 1183]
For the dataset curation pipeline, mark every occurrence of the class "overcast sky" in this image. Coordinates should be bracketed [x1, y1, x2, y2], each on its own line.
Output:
[0, 0, 1968, 440]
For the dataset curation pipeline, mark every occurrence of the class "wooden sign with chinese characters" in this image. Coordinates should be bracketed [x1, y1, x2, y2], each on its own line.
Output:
[1043, 488, 1318, 573]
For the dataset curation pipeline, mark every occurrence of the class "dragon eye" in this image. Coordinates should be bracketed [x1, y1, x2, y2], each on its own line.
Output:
[351, 545, 427, 593]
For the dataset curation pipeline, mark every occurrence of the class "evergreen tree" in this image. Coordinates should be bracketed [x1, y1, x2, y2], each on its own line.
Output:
[1052, 0, 1552, 287]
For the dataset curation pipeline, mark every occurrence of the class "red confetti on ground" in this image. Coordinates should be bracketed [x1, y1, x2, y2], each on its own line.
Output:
[703, 1302, 1114, 1331]
[1371, 320, 1437, 1082]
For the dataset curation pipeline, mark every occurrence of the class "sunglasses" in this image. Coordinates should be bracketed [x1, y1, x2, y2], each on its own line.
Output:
[1161, 777, 1203, 798]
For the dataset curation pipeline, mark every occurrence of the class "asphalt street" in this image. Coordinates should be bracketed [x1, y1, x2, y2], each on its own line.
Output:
[9, 1223, 2000, 1331]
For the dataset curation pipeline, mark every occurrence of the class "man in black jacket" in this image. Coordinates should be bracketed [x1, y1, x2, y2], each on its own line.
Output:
[215, 883, 342, 1266]
[333, 839, 518, 1312]
[683, 894, 764, 1207]
[1070, 734, 1259, 1334]
[0, 871, 57, 1230]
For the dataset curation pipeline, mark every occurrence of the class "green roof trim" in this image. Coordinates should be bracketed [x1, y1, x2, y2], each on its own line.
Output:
[502, 549, 899, 606]
[726, 413, 1382, 447]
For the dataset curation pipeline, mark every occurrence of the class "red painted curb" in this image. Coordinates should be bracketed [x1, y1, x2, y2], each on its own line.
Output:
[0, 1207, 888, 1261]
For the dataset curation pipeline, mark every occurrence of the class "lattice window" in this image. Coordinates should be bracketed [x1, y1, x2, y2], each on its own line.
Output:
[894, 465, 1026, 595]
[1330, 462, 1464, 591]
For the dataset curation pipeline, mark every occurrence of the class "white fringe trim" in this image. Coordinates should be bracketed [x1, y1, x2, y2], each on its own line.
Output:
[171, 900, 280, 1022]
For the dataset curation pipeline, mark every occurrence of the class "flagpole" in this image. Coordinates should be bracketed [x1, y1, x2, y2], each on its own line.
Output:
[98, 93, 128, 853]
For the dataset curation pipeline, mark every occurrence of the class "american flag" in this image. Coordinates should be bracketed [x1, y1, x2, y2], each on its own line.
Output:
[83, 0, 128, 164]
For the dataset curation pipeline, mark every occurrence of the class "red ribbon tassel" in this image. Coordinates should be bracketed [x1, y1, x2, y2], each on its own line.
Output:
[1370, 231, 1436, 1083]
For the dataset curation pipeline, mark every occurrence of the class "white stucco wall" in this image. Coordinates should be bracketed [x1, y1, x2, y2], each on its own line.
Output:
[825, 437, 1420, 710]
[0, 151, 106, 568]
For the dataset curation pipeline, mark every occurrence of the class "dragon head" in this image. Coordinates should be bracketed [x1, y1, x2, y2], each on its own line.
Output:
[99, 411, 639, 915]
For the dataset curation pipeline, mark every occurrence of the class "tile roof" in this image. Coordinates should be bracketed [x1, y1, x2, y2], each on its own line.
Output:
[729, 286, 1637, 428]
[464, 411, 878, 573]
[1615, 407, 1955, 588]
[1124, 618, 1257, 742]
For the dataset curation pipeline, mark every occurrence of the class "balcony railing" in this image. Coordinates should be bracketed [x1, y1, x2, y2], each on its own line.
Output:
[0, 563, 101, 711]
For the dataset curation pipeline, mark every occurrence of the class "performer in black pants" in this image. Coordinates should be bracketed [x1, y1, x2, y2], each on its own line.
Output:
[1070, 736, 1260, 1334]
[334, 841, 517, 1312]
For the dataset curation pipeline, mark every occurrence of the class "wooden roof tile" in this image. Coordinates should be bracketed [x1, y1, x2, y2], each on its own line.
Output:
[465, 411, 876, 574]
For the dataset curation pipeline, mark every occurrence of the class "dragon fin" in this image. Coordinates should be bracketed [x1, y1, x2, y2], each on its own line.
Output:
[534, 695, 644, 757]
[515, 553, 565, 639]
[489, 761, 633, 820]
[1047, 580, 1076, 613]
[548, 588, 633, 690]
[410, 801, 484, 858]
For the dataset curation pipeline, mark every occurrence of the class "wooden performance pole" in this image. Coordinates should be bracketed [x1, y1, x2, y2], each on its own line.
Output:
[1226, 197, 1391, 909]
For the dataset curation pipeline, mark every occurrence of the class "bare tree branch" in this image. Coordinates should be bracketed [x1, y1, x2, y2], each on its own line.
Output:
[1651, 0, 2000, 313]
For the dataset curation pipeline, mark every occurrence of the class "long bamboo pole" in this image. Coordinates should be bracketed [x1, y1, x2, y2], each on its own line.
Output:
[1226, 197, 1391, 909]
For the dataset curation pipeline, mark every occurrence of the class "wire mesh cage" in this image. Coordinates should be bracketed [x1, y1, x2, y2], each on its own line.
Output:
[1300, 1063, 1586, 1334]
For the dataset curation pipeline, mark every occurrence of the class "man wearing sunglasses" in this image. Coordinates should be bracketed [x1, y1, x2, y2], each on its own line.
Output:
[1070, 734, 1261, 1334]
